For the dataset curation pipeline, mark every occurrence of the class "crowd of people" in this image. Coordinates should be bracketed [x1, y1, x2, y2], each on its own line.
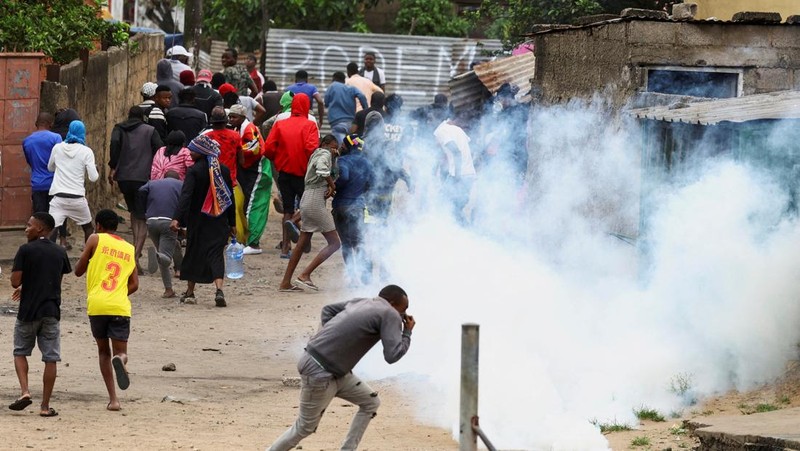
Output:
[12, 43, 529, 447]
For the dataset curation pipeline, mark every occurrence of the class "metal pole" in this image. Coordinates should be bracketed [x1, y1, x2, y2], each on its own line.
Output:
[460, 323, 479, 451]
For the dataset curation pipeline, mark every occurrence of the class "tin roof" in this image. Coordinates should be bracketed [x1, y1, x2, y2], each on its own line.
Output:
[449, 70, 490, 111]
[473, 52, 536, 102]
[629, 90, 800, 125]
[450, 52, 536, 111]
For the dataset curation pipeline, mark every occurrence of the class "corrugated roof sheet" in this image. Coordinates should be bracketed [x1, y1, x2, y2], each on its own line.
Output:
[630, 90, 800, 125]
[473, 52, 535, 102]
[449, 70, 490, 112]
[264, 28, 502, 113]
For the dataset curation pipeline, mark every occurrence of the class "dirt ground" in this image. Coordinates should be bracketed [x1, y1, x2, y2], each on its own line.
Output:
[602, 359, 800, 450]
[0, 210, 455, 451]
[1, 208, 798, 450]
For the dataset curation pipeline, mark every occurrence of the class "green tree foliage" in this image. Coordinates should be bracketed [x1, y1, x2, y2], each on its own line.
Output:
[473, 0, 679, 49]
[598, 0, 676, 14]
[0, 0, 129, 64]
[472, 0, 603, 49]
[203, 0, 380, 52]
[395, 0, 469, 37]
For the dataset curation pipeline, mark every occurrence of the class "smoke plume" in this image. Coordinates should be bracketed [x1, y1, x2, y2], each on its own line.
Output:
[354, 98, 800, 449]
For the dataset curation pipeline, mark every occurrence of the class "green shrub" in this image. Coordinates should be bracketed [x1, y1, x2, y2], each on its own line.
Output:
[0, 0, 128, 64]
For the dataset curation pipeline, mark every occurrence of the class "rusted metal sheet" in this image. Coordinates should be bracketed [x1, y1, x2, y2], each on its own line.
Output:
[1, 186, 32, 226]
[263, 28, 502, 113]
[2, 145, 30, 187]
[0, 53, 44, 228]
[630, 90, 800, 125]
[208, 40, 228, 74]
[473, 52, 536, 102]
[4, 55, 40, 99]
[3, 98, 38, 143]
[450, 71, 491, 112]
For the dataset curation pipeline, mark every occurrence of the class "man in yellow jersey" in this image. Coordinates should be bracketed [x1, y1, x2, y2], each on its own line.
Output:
[74, 209, 139, 411]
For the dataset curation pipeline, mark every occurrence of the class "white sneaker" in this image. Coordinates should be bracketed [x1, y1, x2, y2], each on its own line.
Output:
[242, 246, 263, 255]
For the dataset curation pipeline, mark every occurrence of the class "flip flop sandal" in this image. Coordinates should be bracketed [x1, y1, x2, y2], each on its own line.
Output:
[8, 396, 32, 411]
[283, 220, 300, 243]
[278, 285, 304, 292]
[112, 355, 130, 390]
[40, 407, 58, 417]
[294, 279, 319, 291]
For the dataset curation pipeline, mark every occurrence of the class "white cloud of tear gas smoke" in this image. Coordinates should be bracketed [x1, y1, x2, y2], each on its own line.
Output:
[353, 101, 800, 449]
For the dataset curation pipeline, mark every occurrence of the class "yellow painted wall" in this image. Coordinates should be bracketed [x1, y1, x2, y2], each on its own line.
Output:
[693, 0, 800, 21]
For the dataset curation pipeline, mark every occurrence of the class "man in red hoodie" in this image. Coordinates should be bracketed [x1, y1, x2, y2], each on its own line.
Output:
[263, 94, 319, 258]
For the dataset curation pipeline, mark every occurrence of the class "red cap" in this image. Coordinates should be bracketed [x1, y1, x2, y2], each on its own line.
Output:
[218, 83, 237, 96]
[179, 70, 195, 86]
[196, 69, 213, 83]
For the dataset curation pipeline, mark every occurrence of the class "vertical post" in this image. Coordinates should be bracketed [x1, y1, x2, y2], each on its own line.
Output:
[460, 323, 479, 451]
[260, 0, 270, 76]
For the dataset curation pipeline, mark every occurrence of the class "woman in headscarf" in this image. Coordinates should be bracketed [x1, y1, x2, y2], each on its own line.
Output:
[170, 134, 235, 307]
[151, 130, 194, 180]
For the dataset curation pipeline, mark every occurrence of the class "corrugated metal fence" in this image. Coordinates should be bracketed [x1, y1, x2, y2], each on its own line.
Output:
[263, 28, 502, 112]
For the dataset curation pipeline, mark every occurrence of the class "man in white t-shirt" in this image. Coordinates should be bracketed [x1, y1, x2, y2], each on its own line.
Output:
[433, 116, 476, 224]
[359, 52, 385, 90]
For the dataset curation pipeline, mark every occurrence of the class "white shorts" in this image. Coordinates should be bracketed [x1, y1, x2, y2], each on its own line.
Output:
[49, 196, 92, 226]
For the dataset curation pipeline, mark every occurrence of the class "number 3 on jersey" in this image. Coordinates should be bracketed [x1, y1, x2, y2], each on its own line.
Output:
[102, 261, 122, 291]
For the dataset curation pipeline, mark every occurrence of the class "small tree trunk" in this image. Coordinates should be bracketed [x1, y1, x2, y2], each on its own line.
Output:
[184, 0, 202, 68]
[260, 0, 270, 75]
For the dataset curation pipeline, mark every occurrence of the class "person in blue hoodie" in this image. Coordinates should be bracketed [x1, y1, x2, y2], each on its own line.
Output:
[23, 113, 62, 215]
[332, 134, 373, 285]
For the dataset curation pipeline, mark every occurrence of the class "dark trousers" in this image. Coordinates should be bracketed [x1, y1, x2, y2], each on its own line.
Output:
[332, 205, 369, 283]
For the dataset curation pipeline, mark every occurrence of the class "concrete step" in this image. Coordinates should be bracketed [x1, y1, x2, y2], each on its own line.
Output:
[689, 407, 800, 450]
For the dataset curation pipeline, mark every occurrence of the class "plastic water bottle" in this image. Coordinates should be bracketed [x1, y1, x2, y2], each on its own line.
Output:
[225, 238, 245, 279]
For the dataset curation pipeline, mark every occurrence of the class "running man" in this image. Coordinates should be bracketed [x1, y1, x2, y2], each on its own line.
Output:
[268, 285, 415, 450]
[74, 209, 139, 411]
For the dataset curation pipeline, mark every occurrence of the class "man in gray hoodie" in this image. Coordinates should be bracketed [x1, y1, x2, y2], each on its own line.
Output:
[268, 285, 416, 451]
[156, 59, 183, 108]
[109, 106, 163, 274]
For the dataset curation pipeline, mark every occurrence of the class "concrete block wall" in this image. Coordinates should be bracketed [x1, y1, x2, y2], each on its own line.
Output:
[532, 20, 800, 108]
[40, 33, 164, 211]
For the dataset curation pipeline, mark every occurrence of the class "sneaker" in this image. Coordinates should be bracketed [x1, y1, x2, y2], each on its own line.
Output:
[215, 289, 226, 307]
[283, 220, 300, 243]
[242, 245, 262, 255]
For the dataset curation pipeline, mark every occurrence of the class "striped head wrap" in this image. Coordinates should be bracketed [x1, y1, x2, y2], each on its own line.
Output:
[187, 135, 232, 217]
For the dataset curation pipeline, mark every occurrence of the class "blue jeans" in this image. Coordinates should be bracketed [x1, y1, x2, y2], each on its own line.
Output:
[330, 120, 352, 144]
